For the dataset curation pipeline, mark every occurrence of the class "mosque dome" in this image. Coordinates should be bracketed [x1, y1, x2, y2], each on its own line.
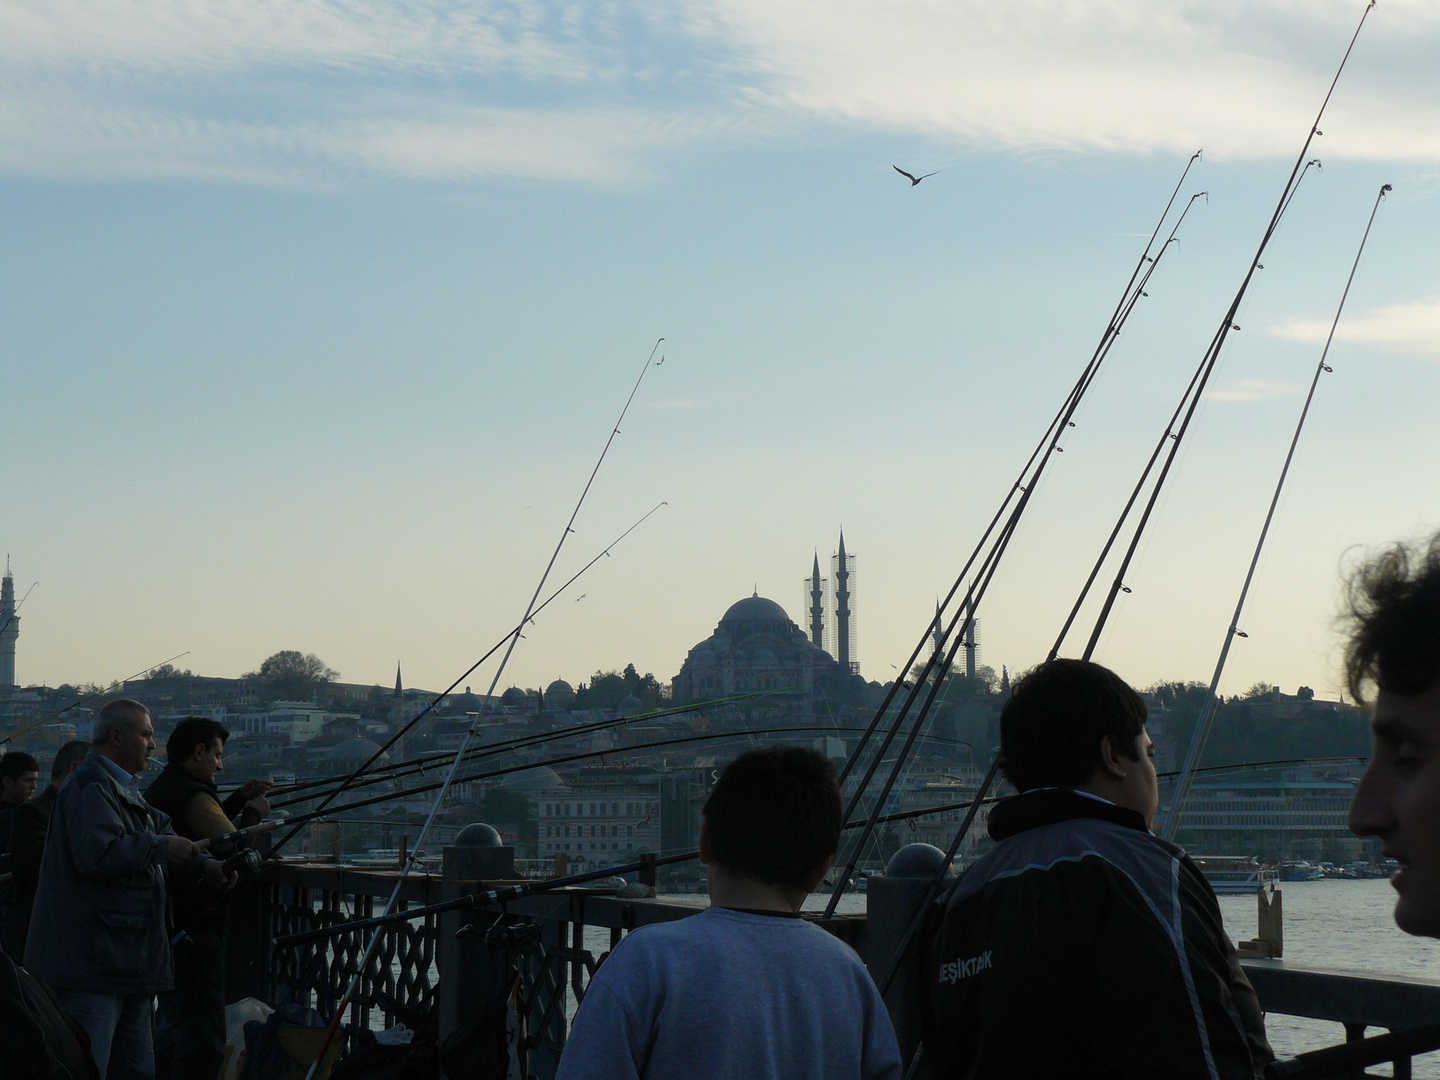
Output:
[720, 595, 790, 626]
[501, 687, 528, 707]
[616, 694, 645, 717]
[546, 679, 575, 697]
[331, 737, 388, 764]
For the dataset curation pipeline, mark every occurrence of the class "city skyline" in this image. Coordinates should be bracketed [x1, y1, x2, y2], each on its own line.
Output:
[3, 3, 1438, 703]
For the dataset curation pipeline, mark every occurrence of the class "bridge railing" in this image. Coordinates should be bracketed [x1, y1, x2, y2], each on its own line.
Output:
[244, 858, 1440, 1079]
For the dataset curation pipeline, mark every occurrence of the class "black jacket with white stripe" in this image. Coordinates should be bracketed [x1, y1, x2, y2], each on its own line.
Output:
[918, 788, 1272, 1079]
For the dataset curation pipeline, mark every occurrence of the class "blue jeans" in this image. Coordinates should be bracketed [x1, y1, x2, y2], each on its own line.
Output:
[56, 989, 156, 1080]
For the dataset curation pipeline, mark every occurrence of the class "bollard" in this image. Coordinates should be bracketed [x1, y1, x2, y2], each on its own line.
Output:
[866, 844, 953, 1072]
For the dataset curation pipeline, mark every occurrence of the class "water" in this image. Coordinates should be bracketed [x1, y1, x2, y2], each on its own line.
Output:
[1217, 878, 1440, 1076]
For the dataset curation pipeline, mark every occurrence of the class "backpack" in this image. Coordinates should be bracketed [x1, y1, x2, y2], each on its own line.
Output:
[241, 1002, 343, 1080]
[0, 952, 101, 1080]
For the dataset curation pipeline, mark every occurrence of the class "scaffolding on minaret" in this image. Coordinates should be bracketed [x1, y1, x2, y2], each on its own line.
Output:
[826, 530, 858, 675]
[0, 559, 19, 689]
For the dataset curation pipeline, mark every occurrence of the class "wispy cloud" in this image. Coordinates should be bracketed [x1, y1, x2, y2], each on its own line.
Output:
[1204, 379, 1300, 403]
[3, 1, 1440, 184]
[1268, 296, 1440, 355]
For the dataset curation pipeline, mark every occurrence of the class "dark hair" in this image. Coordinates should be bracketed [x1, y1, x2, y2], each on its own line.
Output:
[999, 659, 1147, 793]
[702, 745, 842, 889]
[1344, 532, 1440, 704]
[167, 717, 231, 764]
[94, 699, 149, 744]
[51, 740, 91, 781]
[0, 751, 39, 782]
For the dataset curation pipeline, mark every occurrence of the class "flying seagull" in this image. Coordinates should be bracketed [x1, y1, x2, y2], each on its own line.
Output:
[893, 165, 937, 186]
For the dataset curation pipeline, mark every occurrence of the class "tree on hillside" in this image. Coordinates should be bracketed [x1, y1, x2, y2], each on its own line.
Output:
[248, 651, 339, 702]
[575, 664, 666, 711]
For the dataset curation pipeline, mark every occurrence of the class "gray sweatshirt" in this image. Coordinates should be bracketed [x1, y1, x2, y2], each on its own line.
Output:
[557, 906, 901, 1080]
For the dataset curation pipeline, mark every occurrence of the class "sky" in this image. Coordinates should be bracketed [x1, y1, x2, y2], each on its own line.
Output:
[2, 0, 1439, 704]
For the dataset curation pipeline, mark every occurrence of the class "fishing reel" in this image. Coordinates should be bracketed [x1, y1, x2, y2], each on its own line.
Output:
[222, 847, 264, 879]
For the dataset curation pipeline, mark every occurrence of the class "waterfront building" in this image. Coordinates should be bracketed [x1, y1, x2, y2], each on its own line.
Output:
[1171, 777, 1368, 861]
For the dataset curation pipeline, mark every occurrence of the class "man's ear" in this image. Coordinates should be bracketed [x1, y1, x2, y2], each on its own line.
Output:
[802, 853, 836, 894]
[1097, 735, 1130, 780]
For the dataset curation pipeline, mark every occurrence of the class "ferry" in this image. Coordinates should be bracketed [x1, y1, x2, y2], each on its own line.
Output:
[1191, 855, 1279, 895]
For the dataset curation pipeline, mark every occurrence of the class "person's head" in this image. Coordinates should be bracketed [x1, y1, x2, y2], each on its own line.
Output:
[93, 699, 155, 776]
[700, 745, 842, 898]
[1000, 658, 1157, 825]
[1345, 531, 1440, 936]
[50, 740, 90, 788]
[0, 751, 40, 806]
[167, 717, 231, 785]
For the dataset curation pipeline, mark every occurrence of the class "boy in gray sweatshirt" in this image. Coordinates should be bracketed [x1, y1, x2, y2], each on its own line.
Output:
[557, 745, 901, 1080]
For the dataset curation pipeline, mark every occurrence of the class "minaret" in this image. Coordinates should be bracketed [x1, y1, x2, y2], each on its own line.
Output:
[0, 559, 18, 689]
[932, 600, 943, 662]
[394, 662, 403, 699]
[834, 530, 851, 673]
[964, 591, 977, 682]
[808, 552, 825, 648]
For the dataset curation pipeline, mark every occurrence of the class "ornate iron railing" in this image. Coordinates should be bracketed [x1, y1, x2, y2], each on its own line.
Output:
[262, 864, 441, 1031]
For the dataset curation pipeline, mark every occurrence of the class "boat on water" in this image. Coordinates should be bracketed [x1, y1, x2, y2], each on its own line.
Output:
[1280, 860, 1324, 881]
[1192, 856, 1279, 895]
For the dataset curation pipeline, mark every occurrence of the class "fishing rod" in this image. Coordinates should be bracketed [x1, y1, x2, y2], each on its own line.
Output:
[1161, 183, 1391, 841]
[872, 11, 1386, 1002]
[0, 650, 192, 746]
[268, 749, 1375, 951]
[1061, 2, 1377, 663]
[835, 151, 1204, 799]
[266, 498, 666, 855]
[261, 723, 971, 827]
[264, 687, 786, 807]
[824, 156, 1208, 915]
[300, 339, 666, 1079]
[1047, 161, 1323, 663]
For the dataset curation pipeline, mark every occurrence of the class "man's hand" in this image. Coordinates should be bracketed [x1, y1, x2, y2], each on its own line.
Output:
[238, 778, 273, 802]
[166, 835, 200, 863]
[245, 795, 271, 819]
[202, 857, 238, 892]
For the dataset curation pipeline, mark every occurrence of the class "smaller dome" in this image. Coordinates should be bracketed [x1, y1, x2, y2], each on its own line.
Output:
[501, 687, 528, 707]
[455, 823, 503, 848]
[616, 694, 645, 717]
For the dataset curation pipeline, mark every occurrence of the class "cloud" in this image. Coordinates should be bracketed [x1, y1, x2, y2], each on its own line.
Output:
[1268, 296, 1440, 355]
[3, 1, 1440, 184]
[1204, 379, 1300, 403]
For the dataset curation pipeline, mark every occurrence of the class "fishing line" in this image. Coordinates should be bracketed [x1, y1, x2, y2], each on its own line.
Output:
[0, 650, 191, 746]
[266, 497, 667, 855]
[1161, 183, 1391, 842]
[300, 339, 665, 1077]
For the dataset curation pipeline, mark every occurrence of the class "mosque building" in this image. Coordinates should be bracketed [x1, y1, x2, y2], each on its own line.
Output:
[671, 530, 860, 707]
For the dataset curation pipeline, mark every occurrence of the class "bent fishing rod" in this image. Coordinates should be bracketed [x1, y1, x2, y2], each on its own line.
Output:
[1161, 183, 1391, 841]
[263, 686, 785, 807]
[267, 498, 666, 855]
[0, 650, 192, 746]
[1058, 5, 1377, 665]
[826, 157, 1207, 908]
[300, 339, 665, 1079]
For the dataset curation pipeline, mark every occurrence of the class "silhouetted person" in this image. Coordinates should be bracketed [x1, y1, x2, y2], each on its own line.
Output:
[26, 700, 231, 1079]
[1347, 531, 1440, 937]
[9, 739, 90, 962]
[0, 749, 39, 955]
[918, 659, 1271, 1079]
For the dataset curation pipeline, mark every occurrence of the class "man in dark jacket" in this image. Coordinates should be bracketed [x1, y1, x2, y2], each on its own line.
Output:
[8, 739, 90, 962]
[146, 716, 270, 1080]
[0, 750, 40, 956]
[25, 700, 230, 1079]
[919, 659, 1272, 1079]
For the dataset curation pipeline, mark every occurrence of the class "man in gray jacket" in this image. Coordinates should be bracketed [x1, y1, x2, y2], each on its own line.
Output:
[26, 699, 232, 1079]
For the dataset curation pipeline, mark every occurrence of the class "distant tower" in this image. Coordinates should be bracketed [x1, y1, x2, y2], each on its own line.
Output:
[0, 559, 18, 689]
[394, 662, 403, 699]
[806, 552, 826, 648]
[831, 530, 857, 675]
[962, 591, 980, 682]
[932, 600, 943, 663]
